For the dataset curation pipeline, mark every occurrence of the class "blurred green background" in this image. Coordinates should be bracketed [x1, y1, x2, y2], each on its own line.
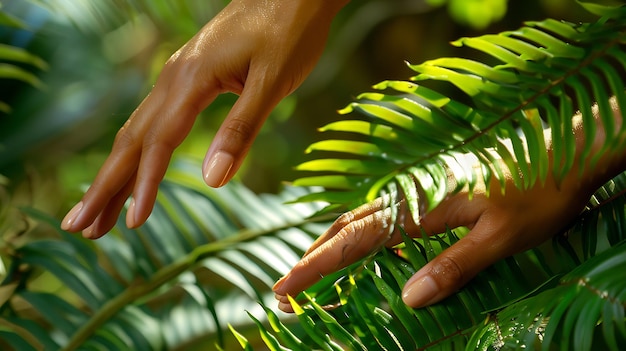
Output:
[0, 0, 594, 205]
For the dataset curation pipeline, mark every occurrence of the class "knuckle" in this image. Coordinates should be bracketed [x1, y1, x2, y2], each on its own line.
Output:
[342, 220, 365, 238]
[430, 256, 465, 288]
[142, 127, 179, 154]
[161, 50, 204, 89]
[223, 118, 256, 146]
[335, 211, 355, 228]
[113, 125, 138, 151]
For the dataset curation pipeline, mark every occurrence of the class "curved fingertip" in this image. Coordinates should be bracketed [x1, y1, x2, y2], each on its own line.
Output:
[203, 150, 234, 188]
[126, 196, 154, 230]
[272, 275, 287, 294]
[61, 201, 84, 232]
[403, 253, 468, 309]
[82, 223, 96, 239]
[402, 273, 442, 308]
[125, 198, 138, 228]
[278, 301, 294, 313]
[80, 215, 108, 240]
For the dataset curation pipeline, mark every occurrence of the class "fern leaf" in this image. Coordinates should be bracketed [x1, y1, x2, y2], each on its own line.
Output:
[294, 12, 626, 229]
[0, 158, 330, 350]
[245, 227, 556, 350]
[468, 242, 626, 351]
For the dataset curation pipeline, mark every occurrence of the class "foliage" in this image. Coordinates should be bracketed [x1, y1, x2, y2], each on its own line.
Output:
[0, 158, 331, 350]
[236, 180, 626, 350]
[426, 0, 508, 29]
[1, 0, 626, 351]
[0, 3, 47, 114]
[234, 1, 626, 350]
[294, 1, 626, 223]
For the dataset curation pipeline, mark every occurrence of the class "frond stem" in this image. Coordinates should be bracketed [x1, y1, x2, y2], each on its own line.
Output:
[406, 33, 625, 182]
[62, 213, 337, 350]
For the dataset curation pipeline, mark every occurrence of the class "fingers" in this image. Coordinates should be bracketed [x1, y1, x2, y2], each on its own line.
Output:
[60, 119, 143, 233]
[202, 69, 286, 188]
[272, 191, 490, 313]
[402, 210, 518, 308]
[82, 172, 136, 239]
[273, 203, 396, 305]
[129, 85, 207, 227]
[304, 197, 389, 256]
[62, 69, 216, 236]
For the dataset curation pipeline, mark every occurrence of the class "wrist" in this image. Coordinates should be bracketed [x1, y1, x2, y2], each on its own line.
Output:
[564, 97, 626, 195]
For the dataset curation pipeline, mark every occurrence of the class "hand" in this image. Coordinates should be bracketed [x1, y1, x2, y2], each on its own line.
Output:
[272, 161, 591, 312]
[61, 0, 348, 239]
[273, 103, 626, 312]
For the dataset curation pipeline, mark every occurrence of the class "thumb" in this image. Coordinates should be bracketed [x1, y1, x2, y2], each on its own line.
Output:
[401, 218, 515, 308]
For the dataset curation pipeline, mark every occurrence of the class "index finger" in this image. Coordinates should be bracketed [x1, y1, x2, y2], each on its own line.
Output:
[272, 204, 395, 306]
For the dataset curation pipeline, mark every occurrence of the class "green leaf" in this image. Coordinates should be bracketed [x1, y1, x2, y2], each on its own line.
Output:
[0, 44, 48, 70]
[576, 0, 626, 17]
[229, 324, 254, 351]
[0, 63, 45, 88]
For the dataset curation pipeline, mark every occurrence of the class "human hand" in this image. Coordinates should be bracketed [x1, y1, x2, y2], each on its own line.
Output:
[61, 0, 348, 239]
[273, 119, 626, 312]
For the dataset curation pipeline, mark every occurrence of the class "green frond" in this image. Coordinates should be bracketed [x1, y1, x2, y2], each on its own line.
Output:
[243, 172, 626, 351]
[0, 158, 330, 350]
[0, 6, 27, 29]
[576, 0, 626, 17]
[0, 9, 47, 113]
[294, 10, 626, 227]
[241, 227, 554, 350]
[468, 242, 626, 351]
[243, 8, 626, 350]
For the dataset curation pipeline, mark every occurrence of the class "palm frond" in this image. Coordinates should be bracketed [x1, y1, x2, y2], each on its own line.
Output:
[294, 10, 626, 227]
[243, 5, 626, 350]
[0, 158, 329, 350]
[468, 173, 626, 350]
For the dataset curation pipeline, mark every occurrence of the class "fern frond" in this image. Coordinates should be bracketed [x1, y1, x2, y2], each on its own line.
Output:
[294, 12, 626, 227]
[241, 227, 559, 350]
[0, 11, 47, 112]
[244, 171, 626, 351]
[468, 242, 626, 351]
[0, 158, 329, 350]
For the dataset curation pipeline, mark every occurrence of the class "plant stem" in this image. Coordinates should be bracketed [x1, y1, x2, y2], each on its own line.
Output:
[62, 213, 337, 350]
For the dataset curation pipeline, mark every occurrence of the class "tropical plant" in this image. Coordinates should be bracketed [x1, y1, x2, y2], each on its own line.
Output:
[1, 0, 626, 351]
[0, 157, 333, 350]
[0, 3, 47, 114]
[232, 1, 626, 350]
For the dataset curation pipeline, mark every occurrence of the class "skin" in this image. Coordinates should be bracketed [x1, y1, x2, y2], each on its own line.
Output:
[61, 0, 349, 239]
[273, 103, 626, 312]
[60, 1, 625, 311]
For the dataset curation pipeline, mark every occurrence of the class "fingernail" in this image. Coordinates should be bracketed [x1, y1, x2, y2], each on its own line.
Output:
[61, 202, 83, 231]
[402, 274, 438, 308]
[272, 276, 286, 293]
[273, 293, 289, 303]
[203, 151, 234, 188]
[278, 301, 294, 313]
[126, 198, 137, 228]
[82, 223, 95, 239]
